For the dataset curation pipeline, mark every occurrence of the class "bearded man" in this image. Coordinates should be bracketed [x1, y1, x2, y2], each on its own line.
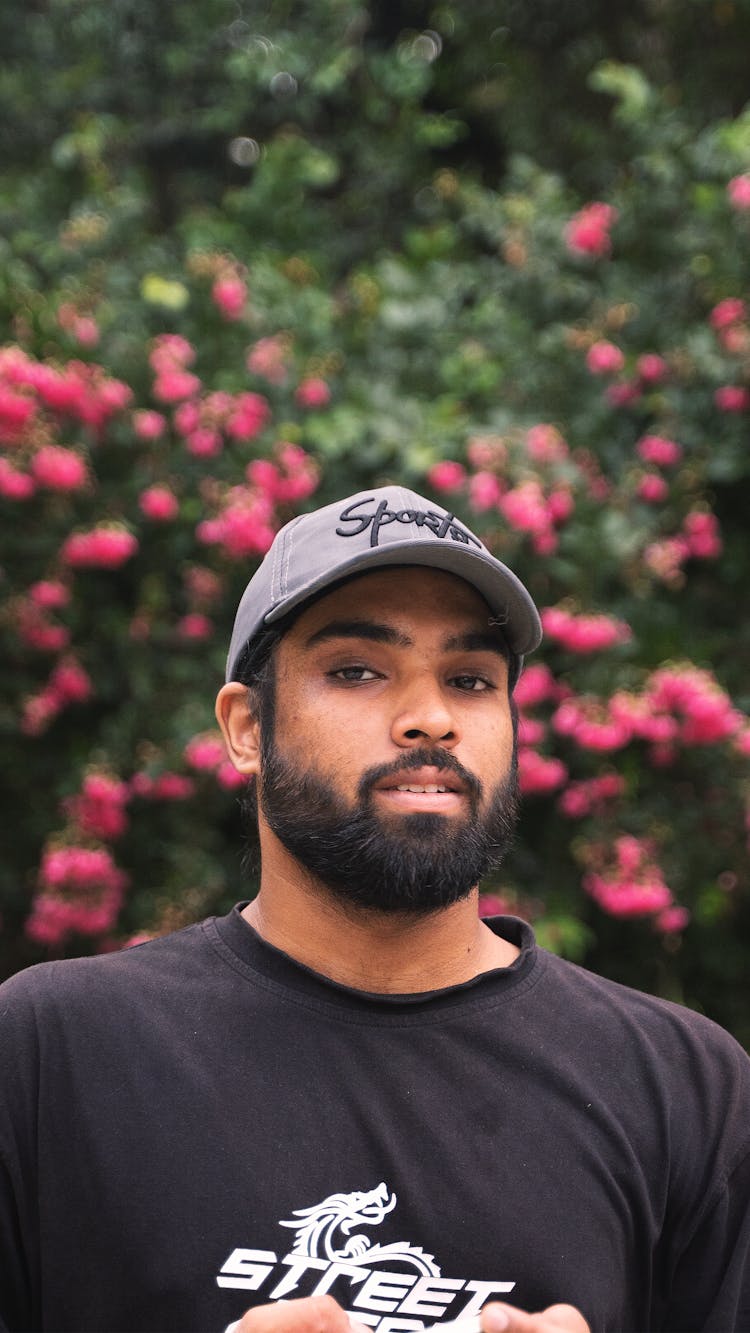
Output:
[1, 487, 748, 1333]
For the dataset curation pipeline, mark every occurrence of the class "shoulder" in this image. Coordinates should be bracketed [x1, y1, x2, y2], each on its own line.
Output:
[537, 947, 750, 1164]
[0, 918, 211, 1027]
[540, 945, 748, 1063]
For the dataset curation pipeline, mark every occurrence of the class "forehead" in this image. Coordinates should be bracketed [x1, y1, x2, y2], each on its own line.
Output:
[284, 566, 501, 645]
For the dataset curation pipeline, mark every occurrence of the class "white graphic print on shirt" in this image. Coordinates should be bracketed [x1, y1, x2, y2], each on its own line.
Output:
[216, 1182, 515, 1331]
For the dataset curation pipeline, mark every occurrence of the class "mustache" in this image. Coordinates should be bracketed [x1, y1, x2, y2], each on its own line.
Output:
[357, 748, 482, 803]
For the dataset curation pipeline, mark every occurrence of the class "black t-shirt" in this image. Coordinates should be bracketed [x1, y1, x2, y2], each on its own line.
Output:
[0, 906, 749, 1333]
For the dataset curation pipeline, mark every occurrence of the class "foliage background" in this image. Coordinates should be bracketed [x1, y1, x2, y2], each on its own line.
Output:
[1, 0, 748, 1043]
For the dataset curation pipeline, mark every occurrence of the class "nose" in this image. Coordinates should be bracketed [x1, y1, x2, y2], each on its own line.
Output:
[390, 677, 460, 749]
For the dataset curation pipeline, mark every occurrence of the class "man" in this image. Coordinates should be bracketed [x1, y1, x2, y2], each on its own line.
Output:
[1, 486, 748, 1333]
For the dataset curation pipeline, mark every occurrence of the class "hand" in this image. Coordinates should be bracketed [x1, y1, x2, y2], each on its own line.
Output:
[480, 1301, 590, 1333]
[225, 1294, 370, 1333]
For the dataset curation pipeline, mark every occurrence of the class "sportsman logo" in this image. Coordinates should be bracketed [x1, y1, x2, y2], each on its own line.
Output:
[336, 498, 483, 549]
[216, 1182, 515, 1331]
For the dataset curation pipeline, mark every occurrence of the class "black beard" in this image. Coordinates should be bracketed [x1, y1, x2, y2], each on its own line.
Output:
[256, 740, 520, 916]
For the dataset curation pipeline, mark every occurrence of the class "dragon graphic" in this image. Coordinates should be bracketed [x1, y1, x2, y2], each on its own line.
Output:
[279, 1182, 440, 1276]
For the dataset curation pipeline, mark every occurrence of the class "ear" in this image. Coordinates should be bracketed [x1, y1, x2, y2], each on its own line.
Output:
[215, 682, 262, 777]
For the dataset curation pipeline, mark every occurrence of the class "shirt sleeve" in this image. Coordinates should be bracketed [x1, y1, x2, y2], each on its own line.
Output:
[0, 1151, 33, 1332]
[662, 1147, 750, 1332]
[0, 976, 40, 1332]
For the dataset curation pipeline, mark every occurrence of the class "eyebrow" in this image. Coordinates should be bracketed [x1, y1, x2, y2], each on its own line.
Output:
[304, 619, 508, 659]
[305, 619, 412, 649]
[442, 629, 509, 659]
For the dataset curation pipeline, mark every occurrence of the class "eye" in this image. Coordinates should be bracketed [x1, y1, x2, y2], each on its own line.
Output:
[329, 665, 381, 683]
[451, 673, 495, 692]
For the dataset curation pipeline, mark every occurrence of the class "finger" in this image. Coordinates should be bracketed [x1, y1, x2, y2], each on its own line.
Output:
[481, 1300, 591, 1333]
[231, 1294, 355, 1333]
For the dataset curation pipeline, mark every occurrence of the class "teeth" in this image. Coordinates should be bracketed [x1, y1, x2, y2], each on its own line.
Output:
[395, 784, 448, 793]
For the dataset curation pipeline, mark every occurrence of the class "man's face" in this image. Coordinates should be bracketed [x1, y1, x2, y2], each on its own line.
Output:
[255, 566, 519, 914]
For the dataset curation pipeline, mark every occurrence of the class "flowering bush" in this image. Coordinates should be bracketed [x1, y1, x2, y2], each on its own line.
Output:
[0, 4, 748, 1043]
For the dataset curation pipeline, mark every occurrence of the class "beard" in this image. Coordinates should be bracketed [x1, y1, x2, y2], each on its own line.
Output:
[255, 736, 520, 916]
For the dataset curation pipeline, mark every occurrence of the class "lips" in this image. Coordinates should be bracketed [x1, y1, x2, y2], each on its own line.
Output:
[373, 767, 467, 796]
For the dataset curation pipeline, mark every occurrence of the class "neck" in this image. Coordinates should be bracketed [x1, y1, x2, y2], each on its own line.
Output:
[242, 834, 519, 993]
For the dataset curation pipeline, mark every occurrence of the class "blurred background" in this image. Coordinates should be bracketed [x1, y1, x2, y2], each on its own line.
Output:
[1, 0, 749, 1043]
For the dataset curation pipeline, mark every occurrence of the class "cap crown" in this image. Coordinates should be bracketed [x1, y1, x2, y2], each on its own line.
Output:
[226, 486, 542, 681]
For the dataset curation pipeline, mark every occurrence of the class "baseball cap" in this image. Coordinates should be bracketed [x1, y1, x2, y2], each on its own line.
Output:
[225, 485, 542, 684]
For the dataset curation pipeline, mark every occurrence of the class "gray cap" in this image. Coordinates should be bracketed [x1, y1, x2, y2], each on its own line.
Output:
[225, 485, 542, 683]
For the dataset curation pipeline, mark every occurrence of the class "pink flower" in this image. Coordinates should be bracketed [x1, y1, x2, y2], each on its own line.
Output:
[20, 689, 61, 736]
[636, 435, 682, 467]
[216, 760, 248, 790]
[176, 613, 213, 640]
[654, 906, 690, 934]
[28, 844, 128, 945]
[64, 773, 130, 841]
[710, 298, 746, 330]
[31, 445, 88, 492]
[468, 470, 503, 511]
[547, 488, 574, 524]
[558, 773, 624, 819]
[0, 459, 35, 499]
[211, 276, 247, 321]
[643, 537, 689, 585]
[149, 335, 195, 373]
[682, 510, 721, 559]
[130, 772, 196, 801]
[0, 386, 36, 443]
[184, 732, 226, 771]
[517, 715, 546, 746]
[39, 844, 127, 892]
[428, 460, 466, 493]
[17, 611, 70, 653]
[133, 409, 167, 441]
[183, 564, 223, 605]
[153, 369, 202, 404]
[196, 487, 276, 558]
[608, 691, 678, 744]
[478, 893, 511, 919]
[514, 663, 560, 709]
[605, 380, 641, 407]
[60, 525, 139, 569]
[636, 353, 669, 384]
[718, 325, 750, 354]
[186, 427, 223, 458]
[644, 664, 742, 746]
[139, 485, 179, 521]
[714, 385, 750, 412]
[565, 202, 617, 257]
[586, 341, 625, 375]
[541, 606, 631, 653]
[246, 335, 289, 384]
[50, 656, 93, 703]
[29, 580, 70, 610]
[71, 315, 100, 347]
[517, 748, 568, 794]
[152, 772, 196, 800]
[173, 400, 202, 436]
[525, 424, 568, 462]
[636, 473, 669, 503]
[727, 174, 750, 210]
[295, 377, 331, 409]
[583, 836, 674, 918]
[552, 696, 632, 751]
[225, 392, 271, 441]
[467, 435, 506, 469]
[585, 873, 673, 918]
[500, 480, 550, 536]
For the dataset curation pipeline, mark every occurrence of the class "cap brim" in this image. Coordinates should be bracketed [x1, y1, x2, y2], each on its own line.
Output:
[263, 539, 542, 656]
